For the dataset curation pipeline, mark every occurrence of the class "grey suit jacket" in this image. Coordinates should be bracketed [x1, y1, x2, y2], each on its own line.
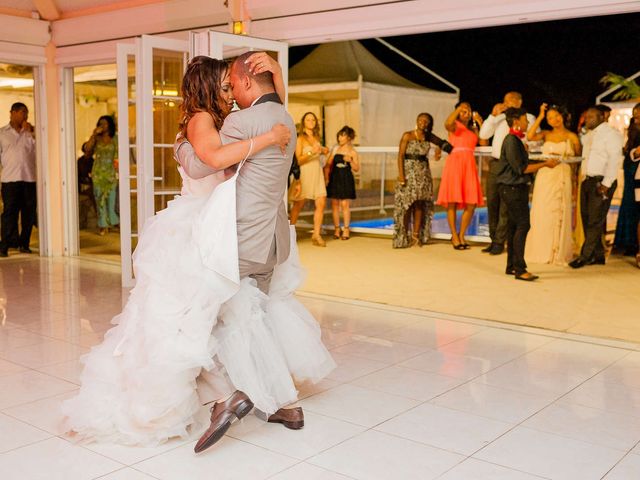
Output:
[219, 94, 296, 265]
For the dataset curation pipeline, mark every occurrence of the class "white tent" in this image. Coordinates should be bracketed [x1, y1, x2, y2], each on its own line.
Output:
[288, 41, 458, 146]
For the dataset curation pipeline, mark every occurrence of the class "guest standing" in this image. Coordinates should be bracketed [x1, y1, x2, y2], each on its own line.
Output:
[525, 104, 582, 265]
[497, 108, 559, 281]
[86, 115, 119, 236]
[569, 107, 624, 268]
[77, 142, 96, 230]
[0, 102, 36, 257]
[479, 92, 536, 255]
[437, 102, 484, 249]
[289, 112, 329, 247]
[613, 103, 640, 256]
[326, 126, 359, 240]
[393, 113, 443, 248]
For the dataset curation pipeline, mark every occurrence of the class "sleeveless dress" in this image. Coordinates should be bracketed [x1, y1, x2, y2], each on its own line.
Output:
[393, 139, 433, 248]
[61, 158, 336, 446]
[294, 141, 326, 200]
[436, 121, 483, 207]
[326, 154, 356, 199]
[525, 141, 575, 265]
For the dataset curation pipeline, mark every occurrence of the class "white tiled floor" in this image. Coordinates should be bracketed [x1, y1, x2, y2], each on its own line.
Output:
[1, 257, 640, 479]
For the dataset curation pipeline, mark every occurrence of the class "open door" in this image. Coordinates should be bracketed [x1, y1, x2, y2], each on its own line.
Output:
[117, 35, 188, 287]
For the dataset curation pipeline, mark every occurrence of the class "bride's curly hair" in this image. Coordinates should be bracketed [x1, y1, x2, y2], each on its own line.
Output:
[179, 56, 228, 138]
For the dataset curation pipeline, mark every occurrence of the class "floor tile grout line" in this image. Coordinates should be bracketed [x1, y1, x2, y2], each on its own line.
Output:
[432, 455, 553, 480]
[464, 352, 638, 467]
[598, 440, 640, 480]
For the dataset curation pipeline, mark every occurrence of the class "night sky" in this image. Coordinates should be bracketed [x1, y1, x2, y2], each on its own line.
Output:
[289, 12, 639, 129]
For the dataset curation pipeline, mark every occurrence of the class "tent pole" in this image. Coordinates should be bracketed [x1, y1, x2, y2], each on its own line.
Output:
[374, 37, 460, 96]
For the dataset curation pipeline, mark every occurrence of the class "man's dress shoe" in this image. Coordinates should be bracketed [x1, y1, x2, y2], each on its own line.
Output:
[569, 258, 586, 269]
[194, 390, 254, 453]
[256, 407, 304, 430]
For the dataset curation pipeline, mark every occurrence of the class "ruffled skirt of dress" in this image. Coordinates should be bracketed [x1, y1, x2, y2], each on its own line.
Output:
[61, 191, 335, 447]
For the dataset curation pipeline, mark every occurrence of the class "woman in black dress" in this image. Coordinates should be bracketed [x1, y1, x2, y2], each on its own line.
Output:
[325, 126, 359, 240]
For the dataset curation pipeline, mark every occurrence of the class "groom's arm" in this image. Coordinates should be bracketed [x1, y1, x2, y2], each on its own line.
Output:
[174, 140, 221, 179]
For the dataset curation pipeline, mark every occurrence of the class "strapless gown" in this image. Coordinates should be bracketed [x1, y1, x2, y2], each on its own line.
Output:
[525, 141, 576, 265]
[61, 160, 336, 446]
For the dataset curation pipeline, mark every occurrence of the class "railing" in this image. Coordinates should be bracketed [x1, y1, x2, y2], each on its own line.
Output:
[296, 146, 495, 240]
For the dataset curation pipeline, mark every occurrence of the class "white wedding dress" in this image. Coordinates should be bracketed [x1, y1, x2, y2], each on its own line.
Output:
[61, 159, 336, 446]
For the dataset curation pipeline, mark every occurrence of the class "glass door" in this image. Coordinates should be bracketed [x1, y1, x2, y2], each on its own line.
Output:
[117, 35, 188, 287]
[116, 43, 137, 286]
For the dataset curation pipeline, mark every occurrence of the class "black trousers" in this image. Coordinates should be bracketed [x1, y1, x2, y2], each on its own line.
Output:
[1, 181, 37, 251]
[499, 183, 530, 275]
[486, 158, 509, 245]
[580, 176, 617, 261]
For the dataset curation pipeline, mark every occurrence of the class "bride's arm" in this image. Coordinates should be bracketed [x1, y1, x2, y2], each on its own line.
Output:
[187, 112, 290, 170]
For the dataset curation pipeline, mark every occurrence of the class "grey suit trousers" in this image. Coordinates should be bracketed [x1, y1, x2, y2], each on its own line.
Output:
[238, 236, 277, 294]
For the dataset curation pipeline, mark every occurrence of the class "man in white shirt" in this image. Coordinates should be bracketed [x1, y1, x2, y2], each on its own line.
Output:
[0, 102, 36, 257]
[569, 107, 623, 268]
[479, 91, 536, 255]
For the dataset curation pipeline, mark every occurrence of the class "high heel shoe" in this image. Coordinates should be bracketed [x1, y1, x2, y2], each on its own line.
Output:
[333, 226, 342, 239]
[311, 234, 326, 247]
[341, 227, 350, 240]
[451, 240, 465, 250]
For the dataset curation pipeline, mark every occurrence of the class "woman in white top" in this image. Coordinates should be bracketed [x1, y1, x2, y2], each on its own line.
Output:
[525, 104, 582, 265]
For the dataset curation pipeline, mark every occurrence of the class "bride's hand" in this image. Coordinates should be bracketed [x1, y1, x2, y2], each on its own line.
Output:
[246, 52, 281, 77]
[270, 123, 291, 153]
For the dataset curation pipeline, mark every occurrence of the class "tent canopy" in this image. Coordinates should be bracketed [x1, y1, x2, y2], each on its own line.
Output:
[288, 41, 458, 145]
[289, 40, 425, 89]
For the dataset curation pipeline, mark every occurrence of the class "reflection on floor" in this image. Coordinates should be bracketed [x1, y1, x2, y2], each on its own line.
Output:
[0, 257, 639, 479]
[79, 229, 121, 263]
[297, 233, 639, 343]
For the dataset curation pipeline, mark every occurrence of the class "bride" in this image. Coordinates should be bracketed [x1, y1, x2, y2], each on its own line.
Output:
[525, 103, 582, 265]
[61, 54, 335, 447]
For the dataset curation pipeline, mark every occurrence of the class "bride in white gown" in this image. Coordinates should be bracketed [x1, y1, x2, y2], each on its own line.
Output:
[61, 55, 335, 446]
[525, 104, 582, 265]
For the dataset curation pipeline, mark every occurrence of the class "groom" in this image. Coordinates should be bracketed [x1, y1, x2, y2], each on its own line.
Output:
[175, 53, 301, 453]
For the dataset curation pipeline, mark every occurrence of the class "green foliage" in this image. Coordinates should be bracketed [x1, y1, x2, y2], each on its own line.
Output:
[600, 72, 640, 100]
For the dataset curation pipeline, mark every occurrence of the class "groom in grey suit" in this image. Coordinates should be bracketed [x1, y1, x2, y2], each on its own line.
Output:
[176, 53, 296, 293]
[223, 53, 296, 293]
[176, 54, 303, 454]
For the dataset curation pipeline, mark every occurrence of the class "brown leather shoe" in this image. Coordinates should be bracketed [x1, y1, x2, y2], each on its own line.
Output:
[256, 406, 304, 430]
[194, 390, 254, 453]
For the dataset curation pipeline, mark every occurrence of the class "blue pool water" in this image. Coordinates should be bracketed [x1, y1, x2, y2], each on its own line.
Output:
[350, 205, 620, 238]
[351, 207, 490, 237]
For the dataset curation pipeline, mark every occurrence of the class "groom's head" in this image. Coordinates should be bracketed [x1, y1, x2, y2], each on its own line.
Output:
[230, 52, 276, 109]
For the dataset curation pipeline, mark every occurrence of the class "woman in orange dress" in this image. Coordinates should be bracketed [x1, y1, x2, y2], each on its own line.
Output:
[436, 102, 484, 249]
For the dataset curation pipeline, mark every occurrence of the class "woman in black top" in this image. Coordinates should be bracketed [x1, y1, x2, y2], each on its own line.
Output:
[325, 126, 359, 240]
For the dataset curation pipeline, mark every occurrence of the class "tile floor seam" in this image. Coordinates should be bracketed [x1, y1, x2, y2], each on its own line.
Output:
[432, 457, 553, 480]
[266, 461, 359, 480]
[519, 422, 637, 454]
[90, 466, 160, 480]
[469, 424, 630, 474]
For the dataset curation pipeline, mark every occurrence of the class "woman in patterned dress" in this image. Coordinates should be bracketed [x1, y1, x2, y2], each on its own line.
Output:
[393, 113, 442, 248]
[86, 115, 119, 236]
